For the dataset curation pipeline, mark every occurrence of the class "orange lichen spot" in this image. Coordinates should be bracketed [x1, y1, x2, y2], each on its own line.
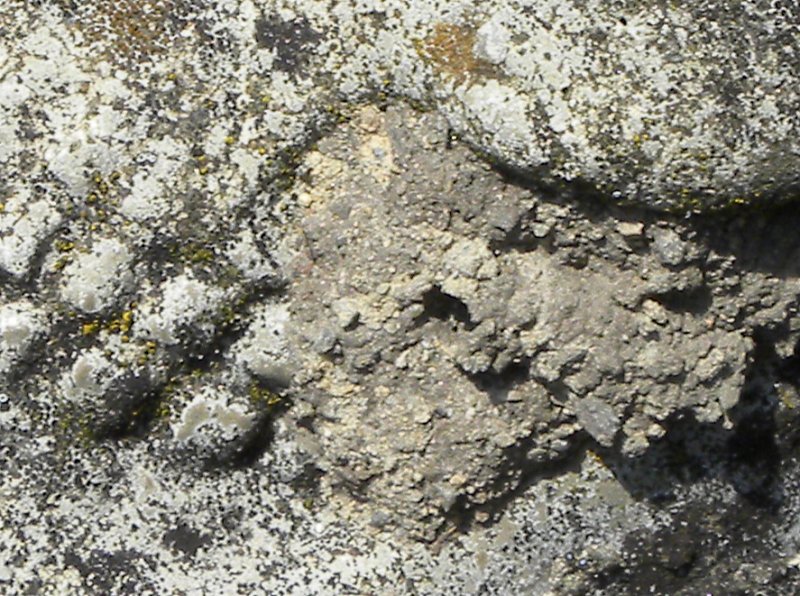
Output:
[56, 0, 191, 64]
[416, 23, 493, 83]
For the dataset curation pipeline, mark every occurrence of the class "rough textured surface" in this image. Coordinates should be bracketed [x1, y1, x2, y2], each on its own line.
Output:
[281, 105, 757, 539]
[3, 0, 800, 213]
[3, 1, 800, 594]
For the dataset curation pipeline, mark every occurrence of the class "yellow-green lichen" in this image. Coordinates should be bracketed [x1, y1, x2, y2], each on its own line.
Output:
[248, 384, 284, 409]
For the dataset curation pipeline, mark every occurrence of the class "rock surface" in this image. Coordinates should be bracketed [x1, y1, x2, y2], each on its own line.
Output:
[3, 0, 800, 212]
[3, 1, 800, 594]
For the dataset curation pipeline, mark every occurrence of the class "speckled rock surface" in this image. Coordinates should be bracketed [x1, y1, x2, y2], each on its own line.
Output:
[3, 0, 800, 213]
[4, 1, 800, 594]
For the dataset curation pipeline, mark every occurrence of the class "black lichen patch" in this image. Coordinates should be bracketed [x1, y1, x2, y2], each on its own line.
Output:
[64, 548, 158, 595]
[255, 14, 323, 74]
[163, 523, 212, 557]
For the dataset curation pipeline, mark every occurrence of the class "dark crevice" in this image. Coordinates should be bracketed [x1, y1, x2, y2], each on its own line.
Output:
[778, 335, 800, 384]
[438, 430, 593, 540]
[91, 373, 161, 440]
[602, 328, 784, 510]
[467, 358, 531, 405]
[215, 395, 291, 469]
[295, 415, 316, 433]
[414, 285, 476, 330]
[487, 214, 547, 254]
[446, 326, 788, 548]
[725, 327, 783, 509]
[541, 378, 572, 405]
[600, 497, 778, 595]
[646, 283, 713, 315]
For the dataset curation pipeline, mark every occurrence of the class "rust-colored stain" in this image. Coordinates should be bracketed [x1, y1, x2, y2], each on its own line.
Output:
[416, 22, 494, 83]
[54, 0, 193, 63]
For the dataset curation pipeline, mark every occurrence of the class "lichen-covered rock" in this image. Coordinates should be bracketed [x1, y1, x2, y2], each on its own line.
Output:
[408, 0, 800, 210]
[3, 2, 800, 593]
[60, 238, 134, 313]
[3, 0, 798, 222]
[0, 302, 47, 380]
[133, 273, 229, 346]
[0, 195, 61, 278]
[233, 303, 294, 388]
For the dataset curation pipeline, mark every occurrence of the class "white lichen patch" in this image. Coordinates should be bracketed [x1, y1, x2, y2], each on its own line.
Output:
[225, 229, 280, 283]
[0, 191, 61, 278]
[233, 303, 293, 387]
[458, 80, 538, 157]
[0, 301, 46, 378]
[171, 387, 257, 459]
[60, 238, 134, 313]
[64, 348, 117, 399]
[121, 138, 190, 222]
[133, 273, 227, 345]
[473, 14, 511, 66]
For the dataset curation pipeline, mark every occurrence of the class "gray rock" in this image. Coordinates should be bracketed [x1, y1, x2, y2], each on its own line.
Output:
[573, 396, 620, 448]
[3, 2, 800, 594]
[410, 0, 800, 210]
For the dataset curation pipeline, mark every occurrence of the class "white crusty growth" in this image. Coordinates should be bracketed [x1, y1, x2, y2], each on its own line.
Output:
[60, 238, 134, 313]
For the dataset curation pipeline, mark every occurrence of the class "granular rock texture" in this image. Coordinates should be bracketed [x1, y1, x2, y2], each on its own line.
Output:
[280, 105, 758, 539]
[3, 1, 800, 594]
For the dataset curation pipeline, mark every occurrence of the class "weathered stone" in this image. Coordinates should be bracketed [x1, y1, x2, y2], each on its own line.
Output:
[3, 2, 800, 594]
